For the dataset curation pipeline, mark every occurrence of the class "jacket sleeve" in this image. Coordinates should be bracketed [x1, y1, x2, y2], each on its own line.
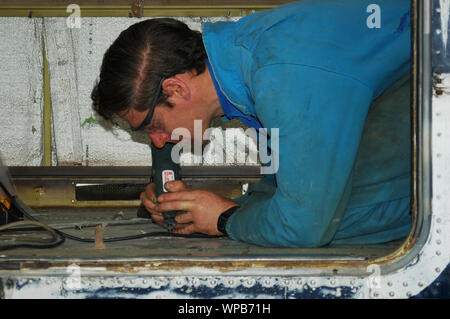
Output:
[226, 64, 374, 247]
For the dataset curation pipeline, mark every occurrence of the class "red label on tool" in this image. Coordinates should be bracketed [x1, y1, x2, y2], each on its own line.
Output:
[162, 170, 175, 192]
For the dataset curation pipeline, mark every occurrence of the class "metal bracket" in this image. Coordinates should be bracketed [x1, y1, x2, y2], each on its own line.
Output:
[130, 0, 144, 18]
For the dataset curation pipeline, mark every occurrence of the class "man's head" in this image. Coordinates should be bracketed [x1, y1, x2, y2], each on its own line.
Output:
[91, 18, 221, 147]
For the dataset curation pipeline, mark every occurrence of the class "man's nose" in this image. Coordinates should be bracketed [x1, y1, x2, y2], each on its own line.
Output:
[148, 132, 170, 148]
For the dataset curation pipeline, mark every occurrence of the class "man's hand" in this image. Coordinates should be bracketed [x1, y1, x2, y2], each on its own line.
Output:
[140, 180, 238, 236]
[140, 182, 166, 226]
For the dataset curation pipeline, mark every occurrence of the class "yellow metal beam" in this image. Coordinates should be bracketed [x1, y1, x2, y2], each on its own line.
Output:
[42, 37, 52, 167]
[0, 5, 277, 17]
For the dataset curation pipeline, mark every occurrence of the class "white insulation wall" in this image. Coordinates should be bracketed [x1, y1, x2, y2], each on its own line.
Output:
[0, 18, 44, 166]
[0, 16, 258, 167]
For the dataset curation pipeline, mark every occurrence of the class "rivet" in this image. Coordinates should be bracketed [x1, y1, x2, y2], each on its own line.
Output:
[387, 281, 393, 287]
[418, 281, 424, 287]
[436, 251, 441, 256]
[437, 132, 442, 137]
[330, 280, 336, 286]
[436, 267, 441, 273]
[403, 282, 408, 287]
[436, 239, 442, 245]
[406, 291, 413, 297]
[297, 279, 303, 285]
[389, 291, 395, 297]
[373, 291, 379, 298]
[310, 280, 316, 286]
[436, 228, 441, 234]
[437, 218, 442, 223]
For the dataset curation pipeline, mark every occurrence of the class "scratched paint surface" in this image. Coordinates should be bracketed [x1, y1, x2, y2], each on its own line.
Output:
[5, 276, 360, 299]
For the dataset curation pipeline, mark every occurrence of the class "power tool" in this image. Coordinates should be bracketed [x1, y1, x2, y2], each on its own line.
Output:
[1, 154, 214, 251]
[136, 143, 181, 232]
[0, 159, 23, 225]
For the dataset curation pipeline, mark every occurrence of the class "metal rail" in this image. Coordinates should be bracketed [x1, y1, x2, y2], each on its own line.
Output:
[8, 166, 262, 179]
[0, 0, 293, 17]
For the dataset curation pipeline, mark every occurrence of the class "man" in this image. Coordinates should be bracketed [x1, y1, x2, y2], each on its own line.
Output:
[91, 0, 412, 247]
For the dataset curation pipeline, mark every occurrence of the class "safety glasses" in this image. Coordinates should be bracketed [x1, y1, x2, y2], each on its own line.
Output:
[131, 77, 165, 132]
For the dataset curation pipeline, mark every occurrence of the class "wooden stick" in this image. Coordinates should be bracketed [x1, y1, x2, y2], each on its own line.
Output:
[94, 224, 106, 249]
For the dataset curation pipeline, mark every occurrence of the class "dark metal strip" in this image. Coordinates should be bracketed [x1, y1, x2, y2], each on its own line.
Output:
[8, 166, 262, 178]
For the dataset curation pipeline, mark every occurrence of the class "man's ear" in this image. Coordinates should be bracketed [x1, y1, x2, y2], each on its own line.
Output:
[161, 75, 191, 101]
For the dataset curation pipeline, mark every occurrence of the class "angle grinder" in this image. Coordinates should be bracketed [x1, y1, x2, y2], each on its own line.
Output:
[137, 143, 181, 233]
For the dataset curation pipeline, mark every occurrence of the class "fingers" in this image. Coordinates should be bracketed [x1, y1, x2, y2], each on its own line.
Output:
[140, 183, 163, 225]
[140, 191, 157, 213]
[173, 223, 195, 235]
[175, 212, 193, 224]
[150, 214, 164, 226]
[164, 180, 189, 193]
[144, 183, 157, 202]
[158, 190, 197, 203]
[153, 213, 193, 231]
[155, 200, 195, 213]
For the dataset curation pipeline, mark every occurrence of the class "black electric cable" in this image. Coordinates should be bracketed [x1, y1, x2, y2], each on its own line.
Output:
[0, 201, 66, 250]
[10, 196, 222, 245]
[1, 179, 222, 250]
[0, 220, 66, 251]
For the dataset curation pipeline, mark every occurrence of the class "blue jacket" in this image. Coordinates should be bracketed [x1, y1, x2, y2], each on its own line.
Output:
[202, 0, 412, 247]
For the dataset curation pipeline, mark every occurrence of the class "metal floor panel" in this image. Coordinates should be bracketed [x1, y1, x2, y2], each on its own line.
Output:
[0, 207, 404, 261]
